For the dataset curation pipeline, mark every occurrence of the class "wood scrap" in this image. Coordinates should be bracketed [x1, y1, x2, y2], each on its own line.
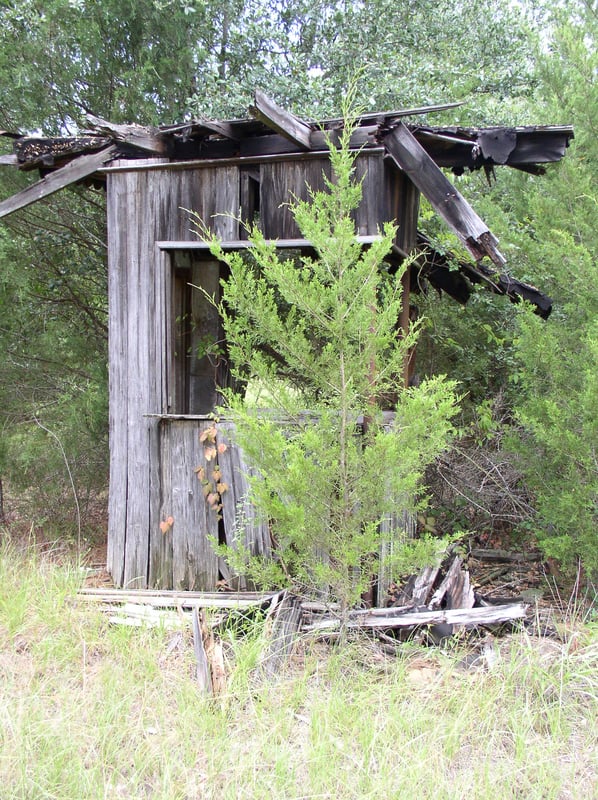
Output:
[475, 565, 511, 587]
[303, 603, 527, 633]
[192, 608, 213, 693]
[75, 549, 536, 681]
[107, 602, 186, 629]
[470, 548, 539, 563]
[429, 556, 475, 610]
[258, 592, 302, 677]
[192, 608, 227, 695]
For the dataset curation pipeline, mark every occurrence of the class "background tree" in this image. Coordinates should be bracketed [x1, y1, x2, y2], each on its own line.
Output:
[502, 1, 598, 575]
[0, 0, 590, 576]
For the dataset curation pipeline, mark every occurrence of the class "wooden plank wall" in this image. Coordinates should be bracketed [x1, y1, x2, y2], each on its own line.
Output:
[155, 418, 271, 590]
[107, 161, 239, 588]
[107, 151, 415, 591]
[259, 153, 390, 238]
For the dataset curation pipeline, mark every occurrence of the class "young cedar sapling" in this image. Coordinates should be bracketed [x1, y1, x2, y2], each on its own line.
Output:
[190, 113, 459, 620]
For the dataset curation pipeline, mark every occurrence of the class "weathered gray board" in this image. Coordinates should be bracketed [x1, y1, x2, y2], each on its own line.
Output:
[107, 160, 239, 588]
[152, 417, 271, 590]
[107, 151, 419, 589]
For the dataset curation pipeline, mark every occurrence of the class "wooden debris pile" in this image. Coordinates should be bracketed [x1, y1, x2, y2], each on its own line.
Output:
[301, 554, 526, 639]
[77, 553, 530, 694]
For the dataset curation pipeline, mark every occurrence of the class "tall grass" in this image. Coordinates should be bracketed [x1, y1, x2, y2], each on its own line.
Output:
[0, 539, 595, 799]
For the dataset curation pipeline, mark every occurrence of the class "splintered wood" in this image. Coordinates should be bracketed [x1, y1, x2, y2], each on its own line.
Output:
[192, 608, 226, 695]
[78, 551, 529, 688]
[257, 593, 303, 678]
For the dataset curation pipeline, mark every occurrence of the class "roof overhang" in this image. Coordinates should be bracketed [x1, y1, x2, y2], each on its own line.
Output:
[0, 91, 572, 318]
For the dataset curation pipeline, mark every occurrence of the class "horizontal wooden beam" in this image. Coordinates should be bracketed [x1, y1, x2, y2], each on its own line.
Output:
[250, 89, 313, 150]
[102, 147, 385, 173]
[196, 117, 241, 141]
[156, 235, 383, 251]
[78, 587, 280, 609]
[321, 101, 465, 126]
[304, 602, 528, 632]
[384, 122, 506, 266]
[0, 145, 118, 219]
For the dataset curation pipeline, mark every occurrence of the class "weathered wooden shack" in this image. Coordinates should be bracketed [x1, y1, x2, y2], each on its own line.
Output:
[0, 92, 573, 590]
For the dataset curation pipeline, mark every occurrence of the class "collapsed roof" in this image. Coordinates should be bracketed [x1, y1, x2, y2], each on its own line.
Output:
[0, 90, 573, 316]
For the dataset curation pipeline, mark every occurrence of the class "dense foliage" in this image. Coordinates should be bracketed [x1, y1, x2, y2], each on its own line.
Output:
[0, 0, 595, 575]
[503, 3, 598, 575]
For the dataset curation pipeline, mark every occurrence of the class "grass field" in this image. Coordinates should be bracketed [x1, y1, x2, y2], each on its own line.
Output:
[0, 539, 595, 800]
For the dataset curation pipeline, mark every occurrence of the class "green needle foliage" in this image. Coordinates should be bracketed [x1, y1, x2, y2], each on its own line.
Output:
[503, 3, 598, 578]
[193, 122, 458, 613]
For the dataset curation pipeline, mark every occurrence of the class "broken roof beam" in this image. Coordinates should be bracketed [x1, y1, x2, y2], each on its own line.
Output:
[86, 114, 172, 156]
[0, 144, 118, 220]
[13, 135, 111, 170]
[384, 122, 506, 267]
[250, 90, 313, 150]
[322, 101, 465, 128]
[196, 117, 241, 141]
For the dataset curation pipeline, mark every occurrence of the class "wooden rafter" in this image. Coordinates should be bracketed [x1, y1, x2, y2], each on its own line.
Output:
[384, 122, 506, 266]
[196, 117, 241, 141]
[250, 90, 313, 150]
[0, 145, 118, 219]
[86, 114, 172, 155]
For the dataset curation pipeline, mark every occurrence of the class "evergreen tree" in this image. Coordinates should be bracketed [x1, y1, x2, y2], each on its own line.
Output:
[194, 122, 458, 614]
[505, 1, 598, 575]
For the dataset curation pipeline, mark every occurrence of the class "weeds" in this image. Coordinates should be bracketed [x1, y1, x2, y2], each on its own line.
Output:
[0, 545, 595, 799]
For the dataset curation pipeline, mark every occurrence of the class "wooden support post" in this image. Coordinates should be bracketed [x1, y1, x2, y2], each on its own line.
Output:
[389, 168, 419, 391]
[399, 268, 411, 388]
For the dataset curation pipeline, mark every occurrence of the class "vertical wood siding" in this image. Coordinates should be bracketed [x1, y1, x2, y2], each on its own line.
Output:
[107, 163, 239, 588]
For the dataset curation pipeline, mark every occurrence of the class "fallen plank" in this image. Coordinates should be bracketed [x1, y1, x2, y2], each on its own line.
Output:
[303, 603, 528, 632]
[108, 603, 187, 629]
[78, 588, 280, 609]
[470, 548, 535, 563]
[108, 615, 185, 629]
[0, 154, 19, 165]
[0, 144, 118, 219]
[475, 565, 511, 588]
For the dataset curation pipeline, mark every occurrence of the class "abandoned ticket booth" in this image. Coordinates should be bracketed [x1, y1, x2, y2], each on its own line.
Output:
[0, 92, 573, 590]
